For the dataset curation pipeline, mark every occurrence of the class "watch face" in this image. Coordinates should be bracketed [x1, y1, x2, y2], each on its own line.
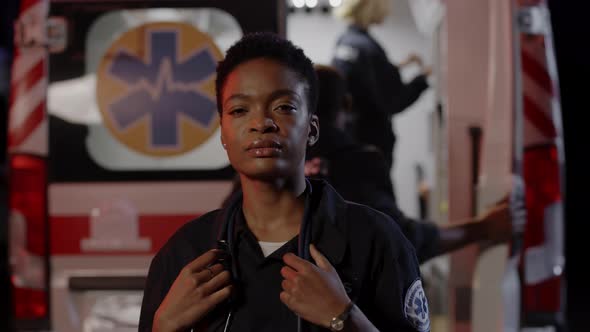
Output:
[331, 319, 344, 331]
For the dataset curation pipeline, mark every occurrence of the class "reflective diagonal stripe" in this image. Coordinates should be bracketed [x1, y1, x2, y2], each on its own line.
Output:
[9, 76, 46, 131]
[8, 0, 49, 155]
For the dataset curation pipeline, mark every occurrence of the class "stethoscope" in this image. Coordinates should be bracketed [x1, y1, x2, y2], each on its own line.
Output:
[215, 179, 314, 332]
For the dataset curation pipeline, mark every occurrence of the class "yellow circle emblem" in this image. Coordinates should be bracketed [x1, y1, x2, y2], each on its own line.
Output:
[96, 22, 222, 157]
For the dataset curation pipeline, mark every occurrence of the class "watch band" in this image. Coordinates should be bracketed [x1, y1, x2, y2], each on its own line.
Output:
[329, 302, 355, 331]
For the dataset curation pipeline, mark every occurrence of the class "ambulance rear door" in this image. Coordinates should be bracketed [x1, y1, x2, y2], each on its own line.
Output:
[44, 1, 285, 331]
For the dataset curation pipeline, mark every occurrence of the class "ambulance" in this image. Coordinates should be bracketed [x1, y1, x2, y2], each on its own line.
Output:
[413, 0, 567, 331]
[8, 0, 568, 331]
[7, 1, 285, 330]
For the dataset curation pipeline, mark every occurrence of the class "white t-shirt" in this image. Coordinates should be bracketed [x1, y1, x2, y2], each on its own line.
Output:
[258, 241, 288, 257]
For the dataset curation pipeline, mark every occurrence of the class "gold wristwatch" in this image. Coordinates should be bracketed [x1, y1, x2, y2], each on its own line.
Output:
[329, 302, 354, 331]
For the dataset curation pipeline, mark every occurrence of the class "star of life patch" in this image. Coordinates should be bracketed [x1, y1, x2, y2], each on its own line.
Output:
[334, 44, 359, 62]
[404, 279, 430, 332]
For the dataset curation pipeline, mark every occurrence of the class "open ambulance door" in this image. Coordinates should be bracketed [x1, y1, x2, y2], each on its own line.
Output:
[8, 1, 285, 331]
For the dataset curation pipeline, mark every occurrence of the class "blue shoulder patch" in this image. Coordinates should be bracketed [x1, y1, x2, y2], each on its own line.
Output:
[404, 279, 430, 332]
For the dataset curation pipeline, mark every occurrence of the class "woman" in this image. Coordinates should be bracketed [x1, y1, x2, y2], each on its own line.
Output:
[139, 33, 429, 332]
[332, 0, 431, 171]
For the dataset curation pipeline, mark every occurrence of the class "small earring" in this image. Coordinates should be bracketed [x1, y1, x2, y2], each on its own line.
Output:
[222, 143, 227, 148]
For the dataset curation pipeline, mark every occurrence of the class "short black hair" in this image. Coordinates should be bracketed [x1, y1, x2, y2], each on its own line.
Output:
[215, 32, 318, 115]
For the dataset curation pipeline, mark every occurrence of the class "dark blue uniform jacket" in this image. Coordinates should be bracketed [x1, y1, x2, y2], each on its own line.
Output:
[332, 25, 429, 169]
[139, 179, 430, 332]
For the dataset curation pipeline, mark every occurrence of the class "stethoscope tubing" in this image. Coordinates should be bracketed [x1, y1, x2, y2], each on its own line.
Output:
[220, 179, 314, 332]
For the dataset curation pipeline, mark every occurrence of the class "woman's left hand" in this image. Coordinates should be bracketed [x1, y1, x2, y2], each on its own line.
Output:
[280, 244, 351, 328]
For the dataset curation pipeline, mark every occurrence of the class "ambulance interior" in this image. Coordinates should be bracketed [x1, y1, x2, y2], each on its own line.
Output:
[1, 0, 584, 331]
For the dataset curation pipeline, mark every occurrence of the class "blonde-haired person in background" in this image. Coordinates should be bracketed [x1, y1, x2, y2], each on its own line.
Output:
[332, 0, 431, 175]
[333, 0, 390, 29]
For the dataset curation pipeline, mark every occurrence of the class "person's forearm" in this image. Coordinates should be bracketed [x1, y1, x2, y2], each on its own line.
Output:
[435, 218, 485, 256]
[394, 75, 429, 113]
[433, 201, 512, 257]
[343, 304, 380, 332]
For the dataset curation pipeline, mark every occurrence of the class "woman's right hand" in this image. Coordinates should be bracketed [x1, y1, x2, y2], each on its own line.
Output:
[153, 249, 233, 332]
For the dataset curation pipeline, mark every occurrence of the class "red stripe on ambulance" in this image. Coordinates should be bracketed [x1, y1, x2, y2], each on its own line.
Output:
[50, 215, 201, 255]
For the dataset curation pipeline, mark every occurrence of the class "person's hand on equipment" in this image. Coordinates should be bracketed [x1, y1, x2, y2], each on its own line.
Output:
[280, 244, 351, 328]
[421, 65, 433, 77]
[153, 250, 233, 332]
[400, 53, 432, 78]
[477, 196, 513, 251]
[399, 53, 423, 68]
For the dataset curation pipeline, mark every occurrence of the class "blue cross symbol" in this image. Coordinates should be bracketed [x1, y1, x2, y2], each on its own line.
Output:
[107, 29, 217, 148]
[414, 290, 428, 320]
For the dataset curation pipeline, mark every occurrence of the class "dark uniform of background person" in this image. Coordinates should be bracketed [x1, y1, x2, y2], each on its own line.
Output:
[307, 65, 439, 263]
[139, 33, 429, 332]
[331, 0, 430, 174]
[307, 65, 512, 264]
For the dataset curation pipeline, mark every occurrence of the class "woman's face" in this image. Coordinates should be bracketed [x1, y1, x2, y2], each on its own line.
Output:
[220, 58, 319, 181]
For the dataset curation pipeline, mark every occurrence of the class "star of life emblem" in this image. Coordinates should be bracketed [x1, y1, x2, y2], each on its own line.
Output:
[404, 279, 430, 332]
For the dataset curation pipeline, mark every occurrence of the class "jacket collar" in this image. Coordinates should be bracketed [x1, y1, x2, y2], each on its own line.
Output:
[213, 179, 348, 266]
[307, 179, 348, 266]
[348, 24, 368, 34]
